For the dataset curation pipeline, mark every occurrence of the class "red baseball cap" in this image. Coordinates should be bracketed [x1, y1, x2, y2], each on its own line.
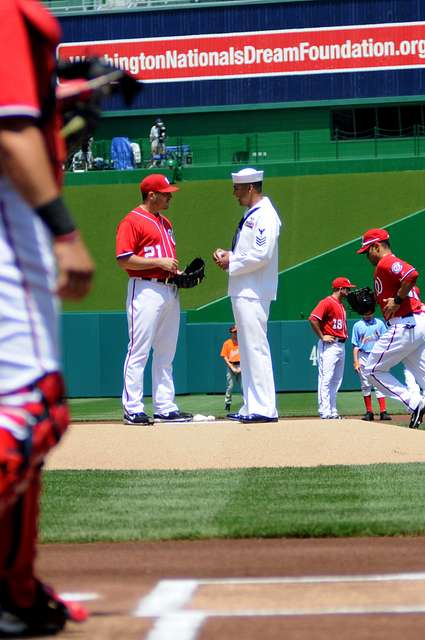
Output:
[356, 228, 389, 254]
[332, 277, 356, 289]
[140, 174, 179, 193]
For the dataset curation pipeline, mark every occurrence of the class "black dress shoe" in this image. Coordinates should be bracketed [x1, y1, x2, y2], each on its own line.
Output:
[239, 414, 278, 423]
[227, 412, 241, 421]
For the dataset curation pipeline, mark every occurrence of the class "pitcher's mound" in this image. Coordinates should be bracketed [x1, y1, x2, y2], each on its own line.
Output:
[45, 418, 425, 471]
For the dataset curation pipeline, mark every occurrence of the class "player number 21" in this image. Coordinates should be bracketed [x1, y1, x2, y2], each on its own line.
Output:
[144, 245, 163, 258]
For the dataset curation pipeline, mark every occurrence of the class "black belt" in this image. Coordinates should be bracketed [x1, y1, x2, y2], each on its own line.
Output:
[231, 362, 240, 366]
[140, 277, 172, 284]
[335, 338, 346, 343]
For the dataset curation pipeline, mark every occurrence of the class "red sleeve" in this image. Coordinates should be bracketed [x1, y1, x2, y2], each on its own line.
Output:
[116, 218, 140, 258]
[0, 1, 40, 117]
[309, 298, 328, 322]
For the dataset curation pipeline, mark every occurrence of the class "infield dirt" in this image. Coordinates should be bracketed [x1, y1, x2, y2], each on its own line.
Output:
[46, 417, 425, 470]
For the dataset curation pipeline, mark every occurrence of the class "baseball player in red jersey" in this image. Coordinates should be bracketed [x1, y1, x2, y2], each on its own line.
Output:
[309, 277, 356, 419]
[357, 228, 425, 428]
[116, 174, 193, 424]
[0, 0, 94, 636]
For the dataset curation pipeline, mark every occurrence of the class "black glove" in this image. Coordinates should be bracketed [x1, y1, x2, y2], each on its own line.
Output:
[346, 287, 376, 315]
[171, 258, 205, 289]
[57, 57, 140, 156]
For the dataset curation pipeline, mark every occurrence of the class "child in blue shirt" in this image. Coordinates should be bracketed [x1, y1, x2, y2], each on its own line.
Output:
[352, 312, 391, 421]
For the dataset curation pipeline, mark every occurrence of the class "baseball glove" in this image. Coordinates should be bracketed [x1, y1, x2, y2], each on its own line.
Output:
[57, 57, 140, 156]
[346, 286, 376, 315]
[171, 257, 205, 289]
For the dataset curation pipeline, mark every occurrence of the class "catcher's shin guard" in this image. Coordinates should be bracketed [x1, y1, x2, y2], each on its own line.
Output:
[0, 372, 69, 515]
[0, 373, 70, 614]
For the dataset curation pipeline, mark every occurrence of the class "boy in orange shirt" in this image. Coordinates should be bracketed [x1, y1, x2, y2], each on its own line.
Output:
[220, 325, 242, 412]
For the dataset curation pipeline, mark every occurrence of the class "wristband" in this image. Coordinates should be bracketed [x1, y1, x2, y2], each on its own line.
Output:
[394, 295, 404, 305]
[35, 197, 77, 237]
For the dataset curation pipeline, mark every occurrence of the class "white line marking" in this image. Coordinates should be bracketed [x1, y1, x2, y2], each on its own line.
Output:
[194, 571, 425, 585]
[136, 572, 425, 638]
[134, 580, 198, 616]
[183, 605, 425, 617]
[145, 612, 206, 640]
[59, 592, 100, 601]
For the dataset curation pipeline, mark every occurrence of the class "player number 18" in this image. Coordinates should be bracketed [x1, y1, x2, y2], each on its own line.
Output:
[332, 319, 343, 330]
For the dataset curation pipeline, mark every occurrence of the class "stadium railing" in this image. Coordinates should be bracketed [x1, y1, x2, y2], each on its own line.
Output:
[42, 0, 288, 16]
[71, 128, 425, 171]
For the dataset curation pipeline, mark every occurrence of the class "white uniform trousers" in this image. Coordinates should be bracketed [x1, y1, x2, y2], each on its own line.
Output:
[122, 279, 180, 414]
[364, 313, 425, 412]
[357, 351, 384, 398]
[232, 296, 277, 418]
[317, 340, 345, 418]
[404, 366, 422, 398]
[0, 178, 59, 394]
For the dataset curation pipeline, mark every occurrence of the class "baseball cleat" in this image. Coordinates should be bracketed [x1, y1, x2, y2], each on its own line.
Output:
[0, 581, 71, 638]
[239, 414, 278, 423]
[153, 410, 193, 422]
[123, 411, 154, 425]
[379, 411, 392, 421]
[362, 412, 374, 421]
[227, 412, 241, 421]
[409, 398, 425, 428]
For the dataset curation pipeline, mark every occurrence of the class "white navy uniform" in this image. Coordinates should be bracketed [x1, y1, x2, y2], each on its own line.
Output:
[229, 188, 281, 418]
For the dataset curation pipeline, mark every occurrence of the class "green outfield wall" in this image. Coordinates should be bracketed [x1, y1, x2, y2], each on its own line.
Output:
[64, 156, 425, 187]
[63, 171, 425, 315]
[63, 314, 395, 398]
[188, 207, 425, 323]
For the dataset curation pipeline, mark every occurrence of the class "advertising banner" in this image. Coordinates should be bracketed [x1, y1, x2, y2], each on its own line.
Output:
[58, 21, 425, 83]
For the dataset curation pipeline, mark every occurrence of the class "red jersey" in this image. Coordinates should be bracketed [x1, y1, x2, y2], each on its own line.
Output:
[0, 1, 65, 183]
[309, 295, 348, 339]
[374, 254, 422, 317]
[116, 206, 177, 279]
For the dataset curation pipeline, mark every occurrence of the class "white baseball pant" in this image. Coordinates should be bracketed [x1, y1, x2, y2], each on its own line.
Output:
[357, 351, 384, 398]
[317, 340, 345, 418]
[122, 279, 180, 415]
[364, 313, 425, 412]
[232, 296, 277, 418]
[0, 178, 59, 394]
[404, 366, 422, 397]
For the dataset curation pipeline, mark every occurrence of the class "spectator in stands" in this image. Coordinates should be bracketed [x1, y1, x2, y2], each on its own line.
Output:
[149, 117, 167, 167]
[80, 136, 93, 170]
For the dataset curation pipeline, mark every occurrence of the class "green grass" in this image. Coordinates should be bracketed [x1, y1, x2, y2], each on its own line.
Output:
[68, 392, 408, 422]
[63, 170, 425, 312]
[39, 392, 417, 545]
[40, 464, 425, 543]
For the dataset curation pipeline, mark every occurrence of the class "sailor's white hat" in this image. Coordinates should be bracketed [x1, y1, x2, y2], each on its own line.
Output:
[231, 167, 264, 184]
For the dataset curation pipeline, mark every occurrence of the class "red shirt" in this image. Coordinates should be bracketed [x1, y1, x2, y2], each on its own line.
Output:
[116, 206, 177, 279]
[0, 0, 64, 183]
[374, 254, 422, 316]
[309, 295, 348, 339]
